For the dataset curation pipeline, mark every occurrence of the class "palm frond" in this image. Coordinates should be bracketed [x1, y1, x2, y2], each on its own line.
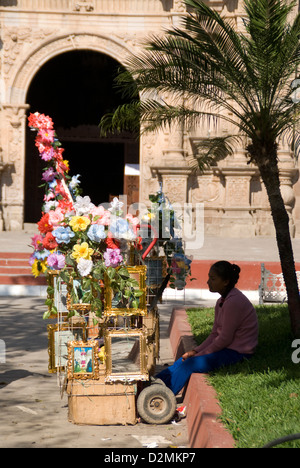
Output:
[189, 134, 243, 172]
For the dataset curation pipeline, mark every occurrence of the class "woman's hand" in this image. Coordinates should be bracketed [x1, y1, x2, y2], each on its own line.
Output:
[182, 350, 197, 361]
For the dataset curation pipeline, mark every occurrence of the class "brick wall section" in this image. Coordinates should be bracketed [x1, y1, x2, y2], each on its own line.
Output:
[168, 307, 235, 448]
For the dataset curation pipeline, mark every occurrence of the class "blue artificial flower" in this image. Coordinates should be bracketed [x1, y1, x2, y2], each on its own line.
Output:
[52, 226, 75, 244]
[33, 249, 50, 260]
[109, 218, 130, 239]
[87, 224, 106, 243]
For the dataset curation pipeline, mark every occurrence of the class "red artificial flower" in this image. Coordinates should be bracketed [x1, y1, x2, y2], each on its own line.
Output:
[58, 199, 73, 213]
[106, 232, 120, 250]
[37, 213, 53, 234]
[42, 232, 58, 250]
[135, 236, 143, 251]
[53, 147, 64, 161]
[28, 112, 54, 130]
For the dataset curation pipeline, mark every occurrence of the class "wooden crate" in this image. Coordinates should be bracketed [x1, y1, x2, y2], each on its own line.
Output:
[67, 374, 138, 426]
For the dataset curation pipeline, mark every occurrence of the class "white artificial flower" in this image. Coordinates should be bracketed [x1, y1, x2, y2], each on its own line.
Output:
[74, 195, 95, 216]
[43, 200, 59, 213]
[69, 174, 81, 190]
[77, 258, 93, 277]
[108, 197, 124, 213]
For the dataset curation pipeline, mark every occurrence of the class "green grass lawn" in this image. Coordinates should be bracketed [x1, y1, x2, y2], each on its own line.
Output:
[186, 304, 300, 448]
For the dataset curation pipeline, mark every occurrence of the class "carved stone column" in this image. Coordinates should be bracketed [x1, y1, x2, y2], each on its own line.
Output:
[1, 104, 29, 231]
[0, 148, 7, 231]
[278, 148, 299, 237]
[162, 122, 187, 167]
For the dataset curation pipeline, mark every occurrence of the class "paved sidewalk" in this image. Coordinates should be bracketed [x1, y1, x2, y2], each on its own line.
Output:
[1, 227, 300, 262]
[0, 295, 215, 449]
[0, 229, 299, 448]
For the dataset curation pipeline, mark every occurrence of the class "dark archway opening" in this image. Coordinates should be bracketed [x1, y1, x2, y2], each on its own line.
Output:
[25, 49, 139, 223]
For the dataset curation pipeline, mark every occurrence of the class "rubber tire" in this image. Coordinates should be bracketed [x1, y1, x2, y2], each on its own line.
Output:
[137, 384, 177, 425]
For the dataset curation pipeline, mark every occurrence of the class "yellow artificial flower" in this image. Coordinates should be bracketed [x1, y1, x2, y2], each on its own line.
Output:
[31, 259, 47, 278]
[71, 242, 94, 263]
[69, 216, 91, 232]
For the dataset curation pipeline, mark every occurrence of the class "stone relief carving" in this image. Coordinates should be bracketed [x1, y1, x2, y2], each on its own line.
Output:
[2, 28, 57, 77]
[72, 0, 95, 11]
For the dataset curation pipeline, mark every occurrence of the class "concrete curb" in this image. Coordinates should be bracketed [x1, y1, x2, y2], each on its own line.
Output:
[168, 307, 235, 449]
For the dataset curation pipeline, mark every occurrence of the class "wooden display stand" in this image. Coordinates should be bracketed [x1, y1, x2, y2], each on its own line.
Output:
[67, 369, 138, 426]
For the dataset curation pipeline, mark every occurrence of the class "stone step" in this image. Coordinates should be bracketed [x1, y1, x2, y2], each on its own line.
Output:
[0, 252, 46, 286]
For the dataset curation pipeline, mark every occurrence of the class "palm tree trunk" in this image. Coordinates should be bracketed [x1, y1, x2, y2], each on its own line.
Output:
[255, 153, 300, 337]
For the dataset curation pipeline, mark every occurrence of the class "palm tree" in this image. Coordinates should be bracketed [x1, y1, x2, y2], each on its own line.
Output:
[100, 0, 300, 337]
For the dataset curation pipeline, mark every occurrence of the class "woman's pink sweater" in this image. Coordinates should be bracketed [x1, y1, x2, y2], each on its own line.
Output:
[194, 288, 259, 356]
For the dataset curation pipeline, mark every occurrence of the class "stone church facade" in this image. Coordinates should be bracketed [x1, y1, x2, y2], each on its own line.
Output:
[0, 0, 299, 238]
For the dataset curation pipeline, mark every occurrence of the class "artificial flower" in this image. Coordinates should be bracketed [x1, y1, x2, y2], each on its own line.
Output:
[77, 258, 93, 277]
[47, 252, 66, 270]
[44, 192, 55, 202]
[37, 213, 53, 234]
[106, 231, 120, 249]
[28, 112, 54, 130]
[42, 167, 57, 183]
[57, 199, 74, 214]
[108, 197, 123, 213]
[74, 196, 95, 216]
[56, 159, 69, 176]
[71, 242, 94, 262]
[53, 147, 65, 161]
[31, 259, 48, 277]
[48, 207, 65, 227]
[103, 248, 123, 268]
[42, 232, 58, 250]
[109, 217, 135, 240]
[91, 205, 111, 225]
[43, 200, 59, 213]
[69, 216, 91, 232]
[39, 146, 55, 161]
[33, 249, 51, 261]
[31, 234, 44, 251]
[52, 226, 75, 244]
[69, 174, 81, 190]
[126, 213, 139, 232]
[87, 224, 107, 243]
[36, 128, 55, 144]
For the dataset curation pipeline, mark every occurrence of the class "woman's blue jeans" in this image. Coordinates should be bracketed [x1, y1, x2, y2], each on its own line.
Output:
[156, 348, 251, 396]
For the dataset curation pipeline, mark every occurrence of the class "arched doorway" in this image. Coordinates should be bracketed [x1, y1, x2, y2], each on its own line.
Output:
[24, 49, 139, 223]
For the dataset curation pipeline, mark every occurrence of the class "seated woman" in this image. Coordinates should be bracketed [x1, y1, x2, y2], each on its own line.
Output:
[156, 261, 259, 396]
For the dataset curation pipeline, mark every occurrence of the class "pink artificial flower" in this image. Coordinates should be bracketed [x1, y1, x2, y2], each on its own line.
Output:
[42, 167, 57, 182]
[103, 248, 123, 267]
[44, 192, 55, 202]
[40, 146, 55, 162]
[36, 128, 55, 144]
[48, 207, 65, 227]
[126, 213, 139, 233]
[91, 206, 111, 226]
[47, 252, 66, 270]
[31, 234, 44, 251]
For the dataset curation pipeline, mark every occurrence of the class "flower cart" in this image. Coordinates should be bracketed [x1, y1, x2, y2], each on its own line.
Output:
[28, 113, 192, 425]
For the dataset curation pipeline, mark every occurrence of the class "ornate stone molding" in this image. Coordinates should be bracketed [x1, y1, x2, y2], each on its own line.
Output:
[8, 32, 135, 104]
[72, 0, 94, 11]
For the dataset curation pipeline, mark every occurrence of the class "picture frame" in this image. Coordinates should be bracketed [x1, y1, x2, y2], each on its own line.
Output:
[47, 322, 86, 374]
[47, 271, 69, 319]
[104, 265, 147, 317]
[67, 340, 99, 380]
[67, 277, 104, 316]
[104, 329, 148, 382]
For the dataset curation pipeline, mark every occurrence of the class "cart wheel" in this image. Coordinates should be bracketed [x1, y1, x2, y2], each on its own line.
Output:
[137, 384, 177, 425]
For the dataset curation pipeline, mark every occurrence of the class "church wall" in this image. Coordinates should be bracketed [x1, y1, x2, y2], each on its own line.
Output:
[0, 0, 299, 239]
